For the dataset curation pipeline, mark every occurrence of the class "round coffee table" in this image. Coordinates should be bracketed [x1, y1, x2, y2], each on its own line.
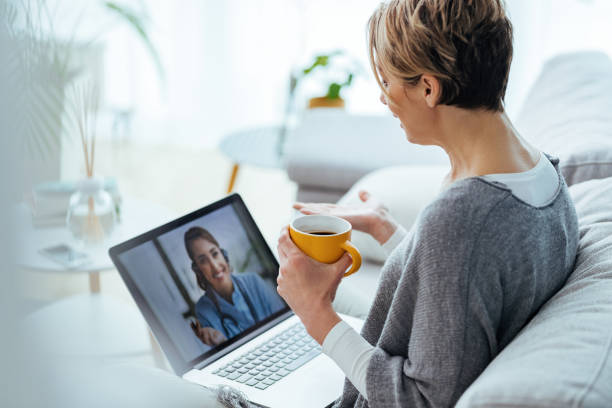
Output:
[16, 197, 177, 292]
[219, 126, 286, 193]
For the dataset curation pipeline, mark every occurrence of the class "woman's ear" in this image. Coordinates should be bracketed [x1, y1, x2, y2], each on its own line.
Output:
[420, 74, 441, 108]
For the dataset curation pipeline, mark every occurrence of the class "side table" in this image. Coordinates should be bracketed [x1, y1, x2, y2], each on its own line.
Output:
[219, 126, 286, 193]
[16, 197, 177, 293]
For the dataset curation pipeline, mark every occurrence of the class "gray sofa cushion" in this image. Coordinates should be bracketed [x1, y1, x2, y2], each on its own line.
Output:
[456, 176, 612, 408]
[516, 52, 612, 186]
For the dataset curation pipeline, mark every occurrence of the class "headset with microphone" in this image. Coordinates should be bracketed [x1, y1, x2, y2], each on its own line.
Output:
[191, 248, 259, 337]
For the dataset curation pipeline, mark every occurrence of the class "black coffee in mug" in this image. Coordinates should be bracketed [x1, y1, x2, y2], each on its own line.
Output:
[290, 214, 362, 277]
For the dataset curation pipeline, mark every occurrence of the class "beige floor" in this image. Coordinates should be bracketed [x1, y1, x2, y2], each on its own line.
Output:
[22, 139, 297, 369]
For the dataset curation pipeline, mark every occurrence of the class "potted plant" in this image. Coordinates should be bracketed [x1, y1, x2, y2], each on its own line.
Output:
[5, 0, 159, 224]
[295, 50, 361, 109]
[11, 0, 162, 162]
[275, 51, 362, 157]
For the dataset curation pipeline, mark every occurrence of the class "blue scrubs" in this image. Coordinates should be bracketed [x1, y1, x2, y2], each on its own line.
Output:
[195, 273, 286, 340]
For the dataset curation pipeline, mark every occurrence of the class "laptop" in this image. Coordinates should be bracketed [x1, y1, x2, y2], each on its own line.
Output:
[108, 193, 363, 408]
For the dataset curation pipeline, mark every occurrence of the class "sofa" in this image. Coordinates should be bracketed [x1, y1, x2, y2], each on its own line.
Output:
[42, 52, 612, 407]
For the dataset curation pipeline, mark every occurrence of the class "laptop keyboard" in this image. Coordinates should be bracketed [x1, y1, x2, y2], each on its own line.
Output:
[212, 323, 322, 390]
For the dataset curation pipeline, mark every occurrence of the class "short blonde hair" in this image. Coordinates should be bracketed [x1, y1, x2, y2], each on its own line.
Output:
[368, 0, 513, 111]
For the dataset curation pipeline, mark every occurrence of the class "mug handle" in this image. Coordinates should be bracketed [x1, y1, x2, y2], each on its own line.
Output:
[340, 241, 362, 277]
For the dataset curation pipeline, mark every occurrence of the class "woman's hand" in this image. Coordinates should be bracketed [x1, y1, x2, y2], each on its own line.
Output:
[293, 190, 398, 245]
[276, 226, 350, 344]
[191, 321, 227, 346]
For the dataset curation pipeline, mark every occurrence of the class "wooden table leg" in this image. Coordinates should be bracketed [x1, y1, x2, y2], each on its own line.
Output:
[89, 271, 101, 293]
[227, 163, 240, 193]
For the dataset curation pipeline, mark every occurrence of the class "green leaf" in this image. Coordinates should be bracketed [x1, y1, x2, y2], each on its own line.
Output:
[345, 73, 353, 86]
[298, 50, 359, 101]
[303, 55, 331, 75]
[327, 83, 341, 99]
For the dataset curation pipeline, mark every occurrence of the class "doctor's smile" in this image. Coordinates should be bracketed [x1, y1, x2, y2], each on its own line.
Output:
[193, 239, 231, 296]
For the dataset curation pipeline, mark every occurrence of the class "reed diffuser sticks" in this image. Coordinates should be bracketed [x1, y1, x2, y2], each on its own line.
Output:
[73, 81, 99, 178]
[71, 81, 104, 243]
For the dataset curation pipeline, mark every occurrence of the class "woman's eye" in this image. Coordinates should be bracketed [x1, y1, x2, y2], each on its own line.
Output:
[382, 79, 388, 88]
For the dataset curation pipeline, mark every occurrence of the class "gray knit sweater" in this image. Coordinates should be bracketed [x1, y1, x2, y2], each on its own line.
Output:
[334, 156, 579, 408]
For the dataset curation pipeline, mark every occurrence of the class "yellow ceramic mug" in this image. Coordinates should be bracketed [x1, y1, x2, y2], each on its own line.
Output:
[289, 215, 362, 277]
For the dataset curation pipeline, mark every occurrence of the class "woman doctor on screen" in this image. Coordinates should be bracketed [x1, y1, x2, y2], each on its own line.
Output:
[184, 226, 285, 347]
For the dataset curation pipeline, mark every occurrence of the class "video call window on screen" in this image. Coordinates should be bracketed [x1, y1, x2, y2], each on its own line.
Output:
[118, 202, 285, 362]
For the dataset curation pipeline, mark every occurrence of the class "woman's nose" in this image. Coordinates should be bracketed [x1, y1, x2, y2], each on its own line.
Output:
[379, 92, 387, 106]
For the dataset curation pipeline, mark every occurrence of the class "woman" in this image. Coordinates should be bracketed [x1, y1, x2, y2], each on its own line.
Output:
[184, 226, 285, 347]
[276, 1, 579, 407]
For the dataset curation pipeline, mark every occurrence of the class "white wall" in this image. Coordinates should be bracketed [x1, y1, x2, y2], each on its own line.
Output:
[102, 0, 385, 147]
[48, 0, 612, 147]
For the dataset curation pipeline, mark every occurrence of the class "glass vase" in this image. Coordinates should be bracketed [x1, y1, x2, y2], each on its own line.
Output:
[66, 177, 116, 246]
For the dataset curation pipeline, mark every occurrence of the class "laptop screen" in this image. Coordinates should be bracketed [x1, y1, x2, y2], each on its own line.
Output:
[109, 194, 290, 374]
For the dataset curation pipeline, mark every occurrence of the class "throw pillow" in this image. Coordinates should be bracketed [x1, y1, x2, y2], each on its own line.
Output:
[516, 51, 612, 185]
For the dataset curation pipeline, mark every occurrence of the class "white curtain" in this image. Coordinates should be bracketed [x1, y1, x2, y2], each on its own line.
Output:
[103, 0, 385, 147]
[98, 0, 612, 147]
